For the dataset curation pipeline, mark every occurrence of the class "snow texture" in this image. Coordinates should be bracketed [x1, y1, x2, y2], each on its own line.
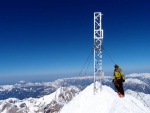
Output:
[60, 83, 150, 113]
[0, 86, 80, 113]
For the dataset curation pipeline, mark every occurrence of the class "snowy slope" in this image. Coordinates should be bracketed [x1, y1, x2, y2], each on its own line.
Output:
[60, 83, 150, 113]
[126, 89, 150, 107]
[0, 86, 80, 113]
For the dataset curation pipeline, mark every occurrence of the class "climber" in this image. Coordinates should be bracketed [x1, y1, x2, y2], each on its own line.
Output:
[112, 64, 125, 97]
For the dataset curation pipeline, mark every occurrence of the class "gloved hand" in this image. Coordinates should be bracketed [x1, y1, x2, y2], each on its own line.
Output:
[122, 79, 125, 82]
[112, 79, 114, 83]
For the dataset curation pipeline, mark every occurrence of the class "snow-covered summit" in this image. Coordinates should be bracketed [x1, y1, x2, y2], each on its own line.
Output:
[0, 83, 150, 113]
[60, 83, 150, 113]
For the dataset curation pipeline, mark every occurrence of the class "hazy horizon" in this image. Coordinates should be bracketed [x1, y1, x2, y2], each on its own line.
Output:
[0, 0, 150, 85]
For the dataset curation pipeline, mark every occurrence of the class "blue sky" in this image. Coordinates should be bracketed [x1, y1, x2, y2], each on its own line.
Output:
[0, 0, 150, 84]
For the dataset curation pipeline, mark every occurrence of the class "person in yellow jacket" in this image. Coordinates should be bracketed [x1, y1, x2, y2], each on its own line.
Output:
[112, 64, 125, 97]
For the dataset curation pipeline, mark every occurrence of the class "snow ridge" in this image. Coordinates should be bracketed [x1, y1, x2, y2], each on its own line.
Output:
[60, 83, 150, 113]
[0, 83, 150, 113]
[0, 86, 80, 113]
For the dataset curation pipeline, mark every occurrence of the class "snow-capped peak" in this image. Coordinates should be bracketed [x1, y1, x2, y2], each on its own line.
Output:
[0, 86, 80, 113]
[60, 83, 150, 113]
[126, 73, 150, 79]
[125, 78, 147, 85]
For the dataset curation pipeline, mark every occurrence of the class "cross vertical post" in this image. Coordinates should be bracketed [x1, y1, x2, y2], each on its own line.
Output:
[94, 12, 104, 94]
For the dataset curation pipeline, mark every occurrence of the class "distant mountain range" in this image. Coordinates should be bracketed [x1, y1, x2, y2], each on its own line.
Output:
[0, 73, 150, 113]
[0, 81, 149, 113]
[0, 86, 80, 113]
[0, 73, 150, 100]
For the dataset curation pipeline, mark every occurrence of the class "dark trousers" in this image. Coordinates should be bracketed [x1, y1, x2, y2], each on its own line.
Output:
[114, 79, 124, 95]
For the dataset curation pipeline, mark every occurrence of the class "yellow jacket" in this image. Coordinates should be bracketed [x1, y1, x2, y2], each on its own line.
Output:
[113, 67, 125, 81]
